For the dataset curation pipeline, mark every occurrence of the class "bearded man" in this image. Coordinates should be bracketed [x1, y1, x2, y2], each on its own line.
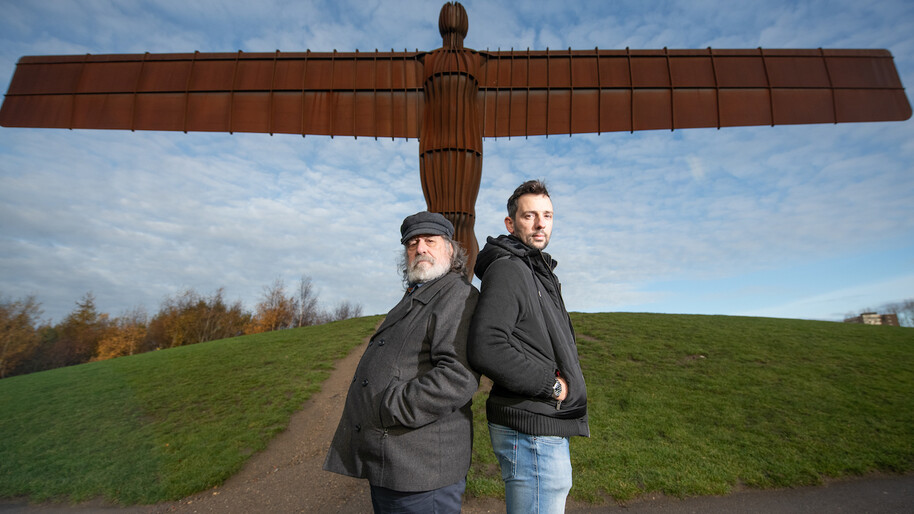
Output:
[323, 211, 479, 514]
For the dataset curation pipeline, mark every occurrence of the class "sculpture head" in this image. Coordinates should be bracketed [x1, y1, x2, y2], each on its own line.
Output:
[439, 2, 468, 49]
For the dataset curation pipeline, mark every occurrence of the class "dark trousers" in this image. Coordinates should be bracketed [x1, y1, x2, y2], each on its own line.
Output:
[369, 477, 466, 514]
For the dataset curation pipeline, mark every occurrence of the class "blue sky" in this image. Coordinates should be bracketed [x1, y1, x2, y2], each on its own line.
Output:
[1, 0, 912, 324]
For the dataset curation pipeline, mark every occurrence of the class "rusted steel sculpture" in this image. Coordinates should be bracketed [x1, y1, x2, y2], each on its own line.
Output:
[1, 2, 910, 270]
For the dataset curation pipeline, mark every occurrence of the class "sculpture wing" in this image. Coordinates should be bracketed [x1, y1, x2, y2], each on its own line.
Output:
[0, 50, 425, 139]
[477, 48, 912, 137]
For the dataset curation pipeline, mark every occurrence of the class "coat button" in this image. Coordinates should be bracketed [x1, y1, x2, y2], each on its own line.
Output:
[378, 339, 385, 346]
[361, 379, 369, 387]
[355, 424, 361, 432]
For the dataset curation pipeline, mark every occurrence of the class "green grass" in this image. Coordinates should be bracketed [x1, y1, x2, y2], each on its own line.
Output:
[467, 313, 914, 502]
[0, 316, 381, 504]
[2, 313, 912, 506]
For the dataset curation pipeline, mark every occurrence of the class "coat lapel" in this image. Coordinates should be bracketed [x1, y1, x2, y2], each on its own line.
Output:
[375, 291, 414, 334]
[374, 273, 458, 334]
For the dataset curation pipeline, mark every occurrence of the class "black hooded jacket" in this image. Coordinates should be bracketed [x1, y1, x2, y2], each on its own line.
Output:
[468, 234, 589, 438]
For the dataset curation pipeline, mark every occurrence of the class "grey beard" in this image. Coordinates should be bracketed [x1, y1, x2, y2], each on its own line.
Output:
[407, 255, 449, 284]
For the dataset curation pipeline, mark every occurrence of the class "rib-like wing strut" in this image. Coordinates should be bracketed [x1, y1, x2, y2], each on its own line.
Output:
[0, 51, 426, 138]
[2, 48, 909, 137]
[477, 47, 911, 137]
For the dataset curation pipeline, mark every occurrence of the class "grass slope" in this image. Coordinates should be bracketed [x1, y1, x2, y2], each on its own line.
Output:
[0, 316, 381, 504]
[1, 313, 911, 505]
[469, 313, 914, 502]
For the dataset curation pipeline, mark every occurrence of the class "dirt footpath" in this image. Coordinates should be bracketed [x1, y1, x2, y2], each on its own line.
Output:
[2, 336, 912, 513]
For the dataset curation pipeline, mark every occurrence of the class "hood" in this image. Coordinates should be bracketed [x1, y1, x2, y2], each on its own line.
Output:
[474, 234, 557, 280]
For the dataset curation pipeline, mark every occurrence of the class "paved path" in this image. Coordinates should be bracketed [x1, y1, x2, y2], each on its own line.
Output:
[2, 335, 912, 513]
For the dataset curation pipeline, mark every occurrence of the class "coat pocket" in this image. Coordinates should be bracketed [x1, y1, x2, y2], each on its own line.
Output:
[378, 375, 401, 428]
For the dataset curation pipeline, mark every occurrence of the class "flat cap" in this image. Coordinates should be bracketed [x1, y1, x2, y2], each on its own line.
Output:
[400, 211, 454, 244]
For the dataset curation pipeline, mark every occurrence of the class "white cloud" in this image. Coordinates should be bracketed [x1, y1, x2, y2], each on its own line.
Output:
[1, 0, 913, 324]
[741, 273, 914, 321]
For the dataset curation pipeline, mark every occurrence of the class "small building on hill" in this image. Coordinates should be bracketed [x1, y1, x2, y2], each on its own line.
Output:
[843, 312, 900, 326]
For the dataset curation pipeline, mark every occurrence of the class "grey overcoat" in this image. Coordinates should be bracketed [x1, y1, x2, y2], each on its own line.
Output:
[323, 271, 479, 492]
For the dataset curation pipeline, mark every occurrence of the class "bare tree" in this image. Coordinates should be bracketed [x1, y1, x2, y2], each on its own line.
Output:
[327, 301, 364, 323]
[296, 275, 321, 327]
[903, 299, 914, 327]
[882, 298, 914, 327]
[246, 279, 297, 334]
[847, 299, 914, 327]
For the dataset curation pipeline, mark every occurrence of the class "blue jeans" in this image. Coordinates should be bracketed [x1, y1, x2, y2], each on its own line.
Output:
[488, 422, 573, 514]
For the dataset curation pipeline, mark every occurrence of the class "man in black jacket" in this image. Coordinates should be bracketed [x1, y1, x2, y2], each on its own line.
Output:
[324, 211, 479, 513]
[469, 180, 589, 514]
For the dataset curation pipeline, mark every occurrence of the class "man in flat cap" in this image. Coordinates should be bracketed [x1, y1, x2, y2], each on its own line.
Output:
[324, 211, 479, 513]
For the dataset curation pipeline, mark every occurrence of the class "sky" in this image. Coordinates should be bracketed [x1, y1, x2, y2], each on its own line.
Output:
[1, 0, 912, 325]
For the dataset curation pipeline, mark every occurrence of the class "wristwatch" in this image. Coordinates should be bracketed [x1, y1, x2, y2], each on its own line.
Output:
[552, 378, 563, 399]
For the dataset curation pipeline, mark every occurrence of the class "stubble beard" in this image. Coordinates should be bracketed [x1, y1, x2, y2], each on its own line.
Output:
[522, 231, 549, 250]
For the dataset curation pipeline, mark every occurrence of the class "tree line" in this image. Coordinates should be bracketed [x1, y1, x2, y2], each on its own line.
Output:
[846, 298, 914, 327]
[0, 276, 362, 379]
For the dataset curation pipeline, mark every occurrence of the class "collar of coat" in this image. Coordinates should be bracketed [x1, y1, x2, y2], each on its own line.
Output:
[407, 271, 463, 304]
[376, 272, 465, 333]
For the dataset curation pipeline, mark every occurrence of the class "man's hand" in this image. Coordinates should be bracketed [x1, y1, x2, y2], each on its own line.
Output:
[556, 376, 568, 401]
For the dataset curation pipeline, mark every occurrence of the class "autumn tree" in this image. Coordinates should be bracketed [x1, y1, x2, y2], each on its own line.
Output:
[147, 288, 249, 348]
[246, 279, 297, 334]
[244, 276, 363, 333]
[95, 307, 148, 361]
[0, 295, 42, 378]
[16, 325, 60, 375]
[48, 293, 109, 368]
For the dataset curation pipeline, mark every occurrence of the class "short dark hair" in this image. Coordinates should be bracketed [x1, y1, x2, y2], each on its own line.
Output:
[507, 179, 550, 219]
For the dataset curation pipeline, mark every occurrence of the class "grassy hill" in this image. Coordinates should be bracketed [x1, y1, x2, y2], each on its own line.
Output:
[1, 313, 911, 505]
